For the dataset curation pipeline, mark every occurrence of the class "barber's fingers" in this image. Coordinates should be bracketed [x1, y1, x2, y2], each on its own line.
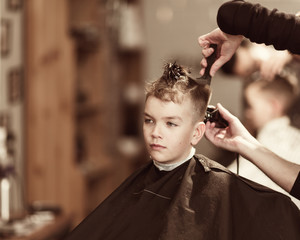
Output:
[209, 56, 230, 76]
[200, 57, 207, 68]
[216, 103, 235, 123]
[200, 58, 224, 77]
[199, 47, 214, 74]
[202, 47, 215, 57]
[200, 47, 221, 76]
[205, 121, 228, 146]
[199, 68, 205, 76]
[198, 37, 211, 49]
[206, 121, 226, 137]
[205, 121, 218, 139]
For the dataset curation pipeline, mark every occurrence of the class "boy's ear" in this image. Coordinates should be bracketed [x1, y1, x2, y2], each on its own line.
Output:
[270, 98, 284, 117]
[191, 122, 206, 146]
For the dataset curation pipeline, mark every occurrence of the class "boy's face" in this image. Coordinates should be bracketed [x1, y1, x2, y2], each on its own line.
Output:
[244, 85, 275, 130]
[143, 95, 205, 164]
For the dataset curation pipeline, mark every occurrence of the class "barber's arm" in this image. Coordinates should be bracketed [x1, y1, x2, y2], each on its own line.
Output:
[217, 0, 300, 54]
[199, 0, 300, 76]
[205, 103, 300, 199]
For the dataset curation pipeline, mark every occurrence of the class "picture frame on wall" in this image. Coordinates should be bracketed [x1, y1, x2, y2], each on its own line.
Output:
[0, 19, 11, 58]
[7, 0, 23, 11]
[7, 67, 23, 104]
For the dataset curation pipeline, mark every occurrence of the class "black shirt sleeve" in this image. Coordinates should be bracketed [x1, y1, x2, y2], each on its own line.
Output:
[217, 0, 300, 54]
[290, 171, 300, 200]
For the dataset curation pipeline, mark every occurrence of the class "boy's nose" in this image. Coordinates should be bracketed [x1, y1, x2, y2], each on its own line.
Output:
[151, 125, 162, 138]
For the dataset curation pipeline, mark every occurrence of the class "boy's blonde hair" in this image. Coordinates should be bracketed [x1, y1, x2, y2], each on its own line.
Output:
[145, 62, 211, 122]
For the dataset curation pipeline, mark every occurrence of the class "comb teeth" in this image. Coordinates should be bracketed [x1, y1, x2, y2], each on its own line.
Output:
[195, 77, 211, 86]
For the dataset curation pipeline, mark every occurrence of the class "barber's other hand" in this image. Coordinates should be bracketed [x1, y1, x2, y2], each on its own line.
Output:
[198, 28, 244, 76]
[205, 103, 257, 153]
[260, 50, 292, 81]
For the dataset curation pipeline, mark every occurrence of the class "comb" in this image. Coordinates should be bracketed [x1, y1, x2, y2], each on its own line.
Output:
[196, 44, 217, 85]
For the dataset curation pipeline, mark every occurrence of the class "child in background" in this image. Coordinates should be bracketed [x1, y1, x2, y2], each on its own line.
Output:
[66, 62, 300, 240]
[228, 73, 300, 208]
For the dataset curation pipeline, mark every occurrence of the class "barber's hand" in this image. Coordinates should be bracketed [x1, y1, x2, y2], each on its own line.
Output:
[205, 103, 257, 153]
[198, 28, 244, 76]
[260, 50, 292, 81]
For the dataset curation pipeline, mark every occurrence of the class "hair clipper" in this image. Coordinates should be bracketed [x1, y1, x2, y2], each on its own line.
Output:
[204, 105, 228, 128]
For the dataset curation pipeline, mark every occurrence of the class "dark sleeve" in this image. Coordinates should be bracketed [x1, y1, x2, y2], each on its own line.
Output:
[290, 171, 300, 200]
[217, 0, 300, 54]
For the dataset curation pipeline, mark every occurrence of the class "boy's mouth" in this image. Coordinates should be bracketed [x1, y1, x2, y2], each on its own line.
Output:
[150, 144, 166, 150]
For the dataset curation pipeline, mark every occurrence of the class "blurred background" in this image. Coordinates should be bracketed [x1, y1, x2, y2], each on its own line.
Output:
[0, 0, 300, 238]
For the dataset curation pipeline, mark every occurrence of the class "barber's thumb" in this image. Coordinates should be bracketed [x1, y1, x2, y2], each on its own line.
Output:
[209, 66, 216, 77]
[211, 56, 229, 76]
[210, 61, 221, 77]
[217, 103, 233, 121]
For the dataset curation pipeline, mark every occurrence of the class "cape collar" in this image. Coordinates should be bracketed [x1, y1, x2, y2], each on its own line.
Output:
[153, 147, 196, 171]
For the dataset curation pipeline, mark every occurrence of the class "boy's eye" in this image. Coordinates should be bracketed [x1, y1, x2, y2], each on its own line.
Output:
[144, 118, 153, 124]
[167, 122, 177, 127]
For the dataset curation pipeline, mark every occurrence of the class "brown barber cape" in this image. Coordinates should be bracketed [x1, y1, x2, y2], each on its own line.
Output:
[65, 155, 300, 240]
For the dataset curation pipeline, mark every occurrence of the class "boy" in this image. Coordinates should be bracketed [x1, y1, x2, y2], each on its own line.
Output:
[66, 62, 300, 240]
[228, 73, 300, 208]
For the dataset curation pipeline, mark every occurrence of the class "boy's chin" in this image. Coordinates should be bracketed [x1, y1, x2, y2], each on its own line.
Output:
[150, 155, 176, 164]
[149, 154, 167, 163]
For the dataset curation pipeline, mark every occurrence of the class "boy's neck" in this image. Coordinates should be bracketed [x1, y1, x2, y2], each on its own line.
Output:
[153, 147, 196, 171]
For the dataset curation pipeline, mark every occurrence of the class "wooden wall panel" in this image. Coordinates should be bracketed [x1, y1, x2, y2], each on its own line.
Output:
[25, 0, 146, 227]
[25, 0, 85, 225]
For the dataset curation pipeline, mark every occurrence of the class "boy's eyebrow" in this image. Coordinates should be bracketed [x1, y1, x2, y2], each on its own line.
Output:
[164, 116, 183, 122]
[144, 112, 152, 118]
[144, 112, 183, 122]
